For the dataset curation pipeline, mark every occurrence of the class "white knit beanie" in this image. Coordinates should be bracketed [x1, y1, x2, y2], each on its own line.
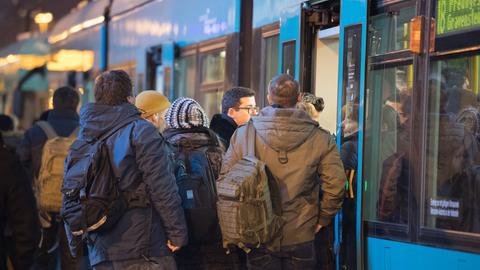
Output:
[165, 97, 209, 129]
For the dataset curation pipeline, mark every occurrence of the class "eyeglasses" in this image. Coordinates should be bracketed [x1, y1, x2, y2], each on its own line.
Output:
[237, 106, 259, 115]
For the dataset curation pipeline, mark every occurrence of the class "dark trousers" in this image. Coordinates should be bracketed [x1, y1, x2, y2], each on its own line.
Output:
[315, 223, 335, 270]
[33, 214, 90, 270]
[175, 243, 246, 270]
[93, 256, 176, 270]
[246, 241, 316, 270]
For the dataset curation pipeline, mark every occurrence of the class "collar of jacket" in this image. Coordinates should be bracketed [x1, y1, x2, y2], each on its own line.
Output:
[78, 102, 141, 141]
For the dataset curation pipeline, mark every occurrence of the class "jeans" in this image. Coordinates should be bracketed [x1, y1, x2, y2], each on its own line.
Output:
[93, 256, 176, 270]
[246, 241, 316, 270]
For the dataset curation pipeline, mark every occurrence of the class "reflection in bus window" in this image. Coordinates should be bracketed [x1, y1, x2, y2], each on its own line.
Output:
[363, 64, 413, 224]
[425, 55, 480, 234]
[263, 35, 279, 106]
[200, 50, 226, 84]
[201, 90, 223, 118]
[174, 54, 196, 99]
[369, 6, 416, 56]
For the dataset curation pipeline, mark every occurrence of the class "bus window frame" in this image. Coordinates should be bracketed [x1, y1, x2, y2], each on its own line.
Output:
[366, 0, 480, 254]
[260, 23, 280, 107]
[363, 0, 418, 245]
[251, 22, 280, 108]
[173, 44, 198, 100]
[198, 37, 228, 93]
[417, 49, 480, 254]
[363, 58, 413, 242]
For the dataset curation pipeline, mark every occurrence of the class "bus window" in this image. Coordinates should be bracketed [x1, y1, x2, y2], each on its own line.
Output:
[425, 54, 480, 234]
[364, 64, 413, 224]
[263, 34, 279, 105]
[369, 5, 416, 56]
[200, 49, 226, 85]
[282, 40, 296, 77]
[174, 54, 196, 99]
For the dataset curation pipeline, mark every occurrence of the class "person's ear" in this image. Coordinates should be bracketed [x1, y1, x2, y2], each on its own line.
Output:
[267, 94, 273, 105]
[227, 107, 236, 118]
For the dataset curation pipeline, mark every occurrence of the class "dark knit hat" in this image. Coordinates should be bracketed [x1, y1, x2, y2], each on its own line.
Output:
[165, 97, 209, 129]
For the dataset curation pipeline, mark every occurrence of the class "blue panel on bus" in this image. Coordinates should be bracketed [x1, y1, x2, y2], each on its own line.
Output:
[366, 237, 480, 270]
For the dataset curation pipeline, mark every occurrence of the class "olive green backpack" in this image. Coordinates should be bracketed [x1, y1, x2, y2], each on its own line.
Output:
[216, 123, 283, 253]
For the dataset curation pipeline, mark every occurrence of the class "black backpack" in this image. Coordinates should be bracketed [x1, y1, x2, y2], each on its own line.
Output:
[165, 128, 223, 244]
[61, 120, 150, 240]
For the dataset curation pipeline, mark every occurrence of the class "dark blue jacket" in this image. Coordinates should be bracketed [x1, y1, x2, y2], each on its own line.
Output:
[65, 103, 187, 265]
[18, 109, 79, 181]
[0, 134, 40, 270]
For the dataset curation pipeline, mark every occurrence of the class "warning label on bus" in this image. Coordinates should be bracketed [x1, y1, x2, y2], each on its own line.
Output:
[429, 198, 461, 218]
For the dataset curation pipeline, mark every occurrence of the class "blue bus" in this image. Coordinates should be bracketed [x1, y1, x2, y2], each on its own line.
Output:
[1, 0, 479, 269]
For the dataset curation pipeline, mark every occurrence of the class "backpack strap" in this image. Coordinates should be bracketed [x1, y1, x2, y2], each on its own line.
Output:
[69, 126, 80, 139]
[246, 121, 256, 157]
[36, 121, 58, 140]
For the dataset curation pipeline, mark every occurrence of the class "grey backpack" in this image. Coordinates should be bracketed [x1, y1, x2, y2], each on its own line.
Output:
[216, 123, 283, 252]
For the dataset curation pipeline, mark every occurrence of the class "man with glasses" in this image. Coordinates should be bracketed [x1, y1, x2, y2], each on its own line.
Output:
[210, 87, 257, 149]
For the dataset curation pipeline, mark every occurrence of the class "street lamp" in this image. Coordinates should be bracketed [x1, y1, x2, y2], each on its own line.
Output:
[34, 12, 53, 32]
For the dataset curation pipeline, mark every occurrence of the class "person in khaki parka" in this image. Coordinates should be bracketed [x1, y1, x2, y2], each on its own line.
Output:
[221, 74, 346, 270]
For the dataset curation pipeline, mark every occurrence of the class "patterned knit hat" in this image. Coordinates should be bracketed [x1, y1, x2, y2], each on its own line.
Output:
[165, 97, 209, 129]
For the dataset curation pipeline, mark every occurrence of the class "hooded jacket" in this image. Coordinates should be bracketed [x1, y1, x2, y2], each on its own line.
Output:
[65, 103, 187, 265]
[221, 106, 345, 246]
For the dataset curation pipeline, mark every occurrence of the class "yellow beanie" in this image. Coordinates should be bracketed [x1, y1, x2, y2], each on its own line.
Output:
[135, 90, 171, 118]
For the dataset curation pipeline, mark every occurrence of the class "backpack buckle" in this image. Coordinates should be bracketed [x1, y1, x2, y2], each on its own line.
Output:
[278, 151, 288, 164]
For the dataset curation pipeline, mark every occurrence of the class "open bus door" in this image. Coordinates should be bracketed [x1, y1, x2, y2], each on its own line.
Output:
[337, 1, 368, 270]
[146, 42, 176, 100]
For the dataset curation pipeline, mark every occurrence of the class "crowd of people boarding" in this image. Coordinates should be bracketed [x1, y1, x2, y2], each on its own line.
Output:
[1, 70, 355, 270]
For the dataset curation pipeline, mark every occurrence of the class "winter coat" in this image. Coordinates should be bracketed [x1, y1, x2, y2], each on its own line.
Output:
[221, 106, 346, 247]
[18, 109, 79, 182]
[0, 135, 40, 270]
[210, 113, 237, 149]
[65, 103, 187, 266]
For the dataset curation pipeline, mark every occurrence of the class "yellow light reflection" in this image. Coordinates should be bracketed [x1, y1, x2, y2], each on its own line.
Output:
[49, 16, 104, 44]
[34, 13, 53, 24]
[47, 49, 94, 72]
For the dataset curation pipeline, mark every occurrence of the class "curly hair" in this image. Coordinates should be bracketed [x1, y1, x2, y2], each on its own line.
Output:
[301, 93, 325, 112]
[94, 70, 133, 106]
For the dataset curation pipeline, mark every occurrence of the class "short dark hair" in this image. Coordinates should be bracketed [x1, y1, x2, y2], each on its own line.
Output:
[268, 74, 299, 108]
[94, 70, 133, 106]
[0, 114, 14, 132]
[53, 86, 80, 111]
[221, 87, 256, 114]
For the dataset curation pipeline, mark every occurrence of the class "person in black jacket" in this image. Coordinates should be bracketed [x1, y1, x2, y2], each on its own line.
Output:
[17, 86, 84, 270]
[0, 133, 40, 270]
[210, 87, 257, 149]
[64, 70, 187, 269]
[164, 97, 243, 269]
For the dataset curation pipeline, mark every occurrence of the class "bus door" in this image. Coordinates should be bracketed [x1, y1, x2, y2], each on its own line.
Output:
[336, 1, 368, 270]
[146, 43, 176, 100]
